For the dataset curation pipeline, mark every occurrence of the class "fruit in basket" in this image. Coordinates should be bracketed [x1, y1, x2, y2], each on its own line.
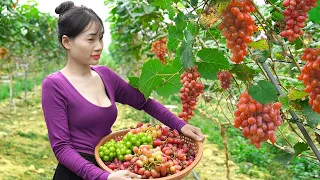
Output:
[98, 123, 198, 179]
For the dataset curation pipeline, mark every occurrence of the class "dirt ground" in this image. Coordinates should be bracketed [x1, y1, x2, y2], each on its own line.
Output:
[0, 86, 256, 180]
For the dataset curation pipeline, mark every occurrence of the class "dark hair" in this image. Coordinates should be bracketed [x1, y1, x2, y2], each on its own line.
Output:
[55, 1, 104, 47]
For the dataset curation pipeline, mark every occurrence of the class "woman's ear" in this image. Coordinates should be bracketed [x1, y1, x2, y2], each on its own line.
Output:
[61, 35, 71, 49]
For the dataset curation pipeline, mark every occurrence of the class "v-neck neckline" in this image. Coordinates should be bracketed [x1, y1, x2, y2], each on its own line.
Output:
[58, 66, 113, 109]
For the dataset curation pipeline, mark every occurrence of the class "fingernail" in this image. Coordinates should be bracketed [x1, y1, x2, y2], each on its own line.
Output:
[198, 137, 202, 141]
[138, 175, 142, 178]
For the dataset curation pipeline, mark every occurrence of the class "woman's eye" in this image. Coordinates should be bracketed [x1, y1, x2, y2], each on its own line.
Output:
[88, 39, 94, 42]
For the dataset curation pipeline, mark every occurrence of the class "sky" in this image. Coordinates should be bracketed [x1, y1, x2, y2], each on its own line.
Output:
[19, 0, 265, 51]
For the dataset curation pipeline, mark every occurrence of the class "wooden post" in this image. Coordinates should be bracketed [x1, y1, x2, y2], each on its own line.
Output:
[24, 63, 28, 100]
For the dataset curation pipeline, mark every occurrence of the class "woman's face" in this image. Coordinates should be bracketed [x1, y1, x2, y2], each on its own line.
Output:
[67, 21, 104, 65]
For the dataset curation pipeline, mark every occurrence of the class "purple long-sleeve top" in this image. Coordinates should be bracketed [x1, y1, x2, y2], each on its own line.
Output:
[41, 65, 187, 180]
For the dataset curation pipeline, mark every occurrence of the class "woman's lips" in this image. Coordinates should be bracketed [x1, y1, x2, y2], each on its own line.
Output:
[91, 55, 100, 60]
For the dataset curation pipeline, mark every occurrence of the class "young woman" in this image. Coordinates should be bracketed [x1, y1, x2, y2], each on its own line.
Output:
[41, 1, 205, 180]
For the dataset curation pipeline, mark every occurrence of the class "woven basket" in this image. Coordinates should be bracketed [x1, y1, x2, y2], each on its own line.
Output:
[94, 129, 203, 180]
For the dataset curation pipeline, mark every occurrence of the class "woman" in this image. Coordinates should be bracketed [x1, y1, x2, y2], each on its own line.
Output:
[41, 1, 205, 180]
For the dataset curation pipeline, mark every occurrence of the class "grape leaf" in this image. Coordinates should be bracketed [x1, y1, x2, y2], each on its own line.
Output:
[309, 1, 320, 23]
[139, 59, 164, 99]
[128, 76, 140, 89]
[150, 0, 174, 19]
[155, 63, 182, 98]
[150, 0, 170, 9]
[180, 30, 195, 69]
[167, 4, 175, 20]
[247, 39, 268, 50]
[293, 38, 303, 50]
[168, 26, 183, 50]
[215, 1, 230, 14]
[248, 80, 278, 104]
[301, 100, 320, 128]
[230, 64, 257, 82]
[293, 142, 309, 156]
[191, 0, 198, 7]
[274, 151, 294, 165]
[165, 7, 187, 50]
[271, 11, 284, 22]
[268, 0, 279, 4]
[197, 63, 219, 80]
[143, 5, 156, 14]
[287, 89, 308, 100]
[187, 22, 198, 35]
[175, 12, 187, 31]
[279, 95, 290, 111]
[197, 48, 230, 80]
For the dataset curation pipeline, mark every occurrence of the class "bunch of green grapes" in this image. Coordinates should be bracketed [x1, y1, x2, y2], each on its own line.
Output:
[98, 131, 153, 162]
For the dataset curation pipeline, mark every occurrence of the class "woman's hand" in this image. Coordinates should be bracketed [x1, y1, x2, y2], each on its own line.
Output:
[108, 170, 141, 180]
[181, 124, 205, 142]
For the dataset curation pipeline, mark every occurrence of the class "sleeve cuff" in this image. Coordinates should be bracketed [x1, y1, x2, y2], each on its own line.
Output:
[100, 172, 110, 180]
[176, 120, 187, 133]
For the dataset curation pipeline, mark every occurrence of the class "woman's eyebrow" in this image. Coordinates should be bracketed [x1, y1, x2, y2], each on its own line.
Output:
[87, 32, 104, 36]
[87, 32, 98, 36]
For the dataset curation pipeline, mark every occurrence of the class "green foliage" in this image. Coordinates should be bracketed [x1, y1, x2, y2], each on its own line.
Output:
[274, 151, 294, 165]
[247, 40, 269, 50]
[248, 80, 278, 104]
[293, 142, 309, 156]
[0, 1, 61, 60]
[308, 0, 320, 23]
[180, 30, 195, 69]
[301, 100, 320, 128]
[288, 89, 309, 100]
[230, 64, 257, 82]
[99, 51, 118, 71]
[197, 48, 230, 80]
[279, 95, 290, 110]
[139, 59, 164, 99]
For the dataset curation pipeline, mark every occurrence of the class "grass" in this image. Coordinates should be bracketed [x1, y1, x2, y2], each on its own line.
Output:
[0, 131, 56, 180]
[0, 74, 44, 101]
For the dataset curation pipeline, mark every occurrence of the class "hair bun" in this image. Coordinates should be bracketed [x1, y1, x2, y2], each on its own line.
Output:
[55, 1, 74, 15]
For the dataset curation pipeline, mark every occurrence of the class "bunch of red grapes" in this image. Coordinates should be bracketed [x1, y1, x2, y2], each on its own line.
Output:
[298, 48, 320, 113]
[178, 66, 205, 122]
[100, 123, 197, 179]
[234, 91, 283, 148]
[280, 0, 317, 42]
[218, 0, 258, 64]
[217, 70, 233, 90]
[150, 38, 168, 65]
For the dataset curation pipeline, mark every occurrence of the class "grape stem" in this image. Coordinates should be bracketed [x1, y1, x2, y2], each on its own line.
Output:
[264, 0, 283, 13]
[276, 126, 293, 148]
[198, 107, 230, 179]
[221, 127, 230, 180]
[251, 3, 302, 73]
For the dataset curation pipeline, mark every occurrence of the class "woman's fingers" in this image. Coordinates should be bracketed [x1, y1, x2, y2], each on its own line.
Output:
[194, 127, 205, 141]
[187, 129, 202, 141]
[181, 124, 205, 142]
[125, 171, 142, 179]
